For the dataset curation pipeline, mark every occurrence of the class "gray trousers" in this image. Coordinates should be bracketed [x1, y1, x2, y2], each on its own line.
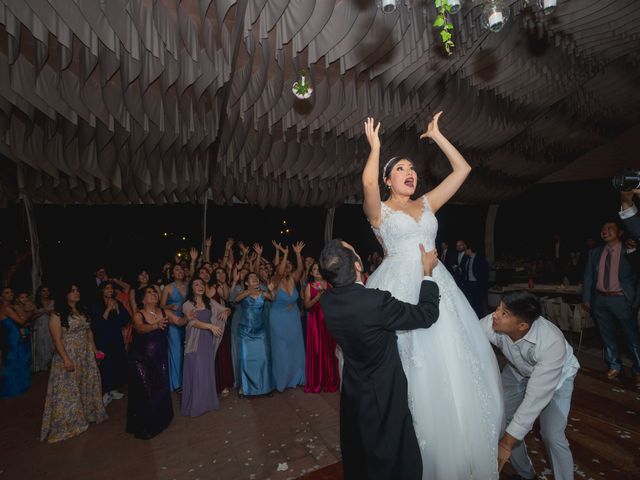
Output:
[502, 366, 575, 480]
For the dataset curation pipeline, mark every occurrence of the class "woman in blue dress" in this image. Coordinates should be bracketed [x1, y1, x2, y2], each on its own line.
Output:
[0, 287, 32, 397]
[160, 264, 188, 392]
[268, 242, 306, 392]
[234, 272, 274, 397]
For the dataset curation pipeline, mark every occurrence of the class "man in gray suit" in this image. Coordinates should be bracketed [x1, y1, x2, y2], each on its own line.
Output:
[583, 220, 640, 387]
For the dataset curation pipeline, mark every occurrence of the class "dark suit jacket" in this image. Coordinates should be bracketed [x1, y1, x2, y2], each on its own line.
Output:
[583, 245, 640, 308]
[461, 254, 490, 288]
[320, 280, 440, 480]
[623, 210, 640, 240]
[439, 248, 455, 272]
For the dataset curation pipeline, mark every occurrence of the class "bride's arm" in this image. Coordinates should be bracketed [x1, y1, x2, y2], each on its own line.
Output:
[420, 112, 471, 214]
[362, 117, 382, 228]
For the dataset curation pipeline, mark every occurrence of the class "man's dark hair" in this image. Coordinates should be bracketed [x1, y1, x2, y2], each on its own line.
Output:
[319, 239, 357, 288]
[501, 291, 542, 326]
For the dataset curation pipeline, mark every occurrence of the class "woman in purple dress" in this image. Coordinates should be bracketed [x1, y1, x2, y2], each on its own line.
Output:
[126, 287, 184, 439]
[180, 278, 230, 417]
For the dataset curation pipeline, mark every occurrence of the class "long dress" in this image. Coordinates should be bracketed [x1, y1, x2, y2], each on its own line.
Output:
[269, 288, 306, 391]
[90, 300, 130, 393]
[40, 314, 107, 442]
[181, 308, 219, 417]
[166, 283, 187, 391]
[126, 312, 173, 439]
[304, 284, 340, 393]
[0, 317, 31, 397]
[237, 295, 273, 396]
[31, 302, 55, 373]
[229, 285, 243, 388]
[366, 195, 504, 480]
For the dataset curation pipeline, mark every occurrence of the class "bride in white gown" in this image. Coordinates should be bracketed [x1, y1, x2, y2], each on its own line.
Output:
[362, 114, 504, 479]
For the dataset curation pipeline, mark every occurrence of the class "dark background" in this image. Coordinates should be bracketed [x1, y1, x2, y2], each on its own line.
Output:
[0, 178, 624, 290]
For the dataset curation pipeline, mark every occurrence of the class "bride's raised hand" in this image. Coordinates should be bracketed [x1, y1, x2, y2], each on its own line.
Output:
[420, 111, 443, 140]
[364, 117, 381, 150]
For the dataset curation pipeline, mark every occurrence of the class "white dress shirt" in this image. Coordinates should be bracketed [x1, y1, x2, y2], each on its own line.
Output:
[619, 203, 638, 219]
[480, 315, 580, 440]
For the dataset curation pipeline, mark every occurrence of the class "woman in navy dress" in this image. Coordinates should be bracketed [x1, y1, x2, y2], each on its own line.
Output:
[90, 282, 130, 406]
[268, 242, 306, 392]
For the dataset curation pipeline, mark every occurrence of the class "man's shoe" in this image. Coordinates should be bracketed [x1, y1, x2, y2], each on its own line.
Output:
[102, 392, 112, 406]
[607, 369, 621, 380]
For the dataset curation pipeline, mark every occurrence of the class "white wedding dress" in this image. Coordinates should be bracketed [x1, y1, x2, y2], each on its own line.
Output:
[366, 195, 504, 480]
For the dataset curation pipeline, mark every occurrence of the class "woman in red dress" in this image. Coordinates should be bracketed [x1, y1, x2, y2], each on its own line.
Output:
[303, 263, 339, 393]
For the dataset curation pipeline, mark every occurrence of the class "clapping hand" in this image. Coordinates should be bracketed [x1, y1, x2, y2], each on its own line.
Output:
[272, 240, 284, 252]
[189, 247, 199, 261]
[253, 243, 264, 256]
[364, 117, 381, 150]
[420, 111, 443, 140]
[205, 236, 213, 248]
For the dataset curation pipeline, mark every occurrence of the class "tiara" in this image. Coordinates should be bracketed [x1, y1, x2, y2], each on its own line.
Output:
[382, 156, 402, 178]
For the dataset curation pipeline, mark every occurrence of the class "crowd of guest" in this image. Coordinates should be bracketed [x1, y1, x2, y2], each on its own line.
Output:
[0, 237, 342, 443]
[2, 189, 640, 444]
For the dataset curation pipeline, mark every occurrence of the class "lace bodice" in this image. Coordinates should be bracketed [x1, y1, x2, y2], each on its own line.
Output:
[372, 196, 438, 257]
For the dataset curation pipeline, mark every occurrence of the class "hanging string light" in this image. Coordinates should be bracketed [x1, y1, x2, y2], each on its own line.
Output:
[448, 0, 462, 14]
[376, 0, 398, 14]
[481, 0, 510, 33]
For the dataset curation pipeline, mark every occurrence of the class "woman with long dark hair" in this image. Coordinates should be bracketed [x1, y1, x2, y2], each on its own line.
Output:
[127, 286, 183, 439]
[361, 114, 503, 478]
[40, 284, 107, 442]
[180, 277, 230, 416]
[303, 263, 339, 393]
[90, 282, 130, 406]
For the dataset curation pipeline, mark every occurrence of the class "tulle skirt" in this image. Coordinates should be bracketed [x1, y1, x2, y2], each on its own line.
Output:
[367, 256, 505, 480]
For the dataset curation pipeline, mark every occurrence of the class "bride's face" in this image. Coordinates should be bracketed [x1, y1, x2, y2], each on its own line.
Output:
[385, 159, 417, 197]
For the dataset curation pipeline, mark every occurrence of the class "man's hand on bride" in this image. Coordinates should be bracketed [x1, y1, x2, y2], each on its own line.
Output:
[419, 244, 438, 276]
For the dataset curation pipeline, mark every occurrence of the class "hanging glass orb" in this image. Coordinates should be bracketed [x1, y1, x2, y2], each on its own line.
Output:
[449, 0, 462, 14]
[536, 0, 557, 15]
[376, 0, 398, 14]
[482, 0, 510, 33]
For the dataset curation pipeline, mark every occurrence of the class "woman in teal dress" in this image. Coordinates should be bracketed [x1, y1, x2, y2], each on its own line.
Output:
[234, 272, 274, 397]
[160, 264, 188, 392]
[268, 242, 306, 392]
[0, 287, 32, 398]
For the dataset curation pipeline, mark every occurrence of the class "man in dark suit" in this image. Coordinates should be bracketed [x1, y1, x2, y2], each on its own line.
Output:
[460, 243, 490, 318]
[620, 190, 640, 240]
[319, 239, 440, 480]
[583, 220, 640, 387]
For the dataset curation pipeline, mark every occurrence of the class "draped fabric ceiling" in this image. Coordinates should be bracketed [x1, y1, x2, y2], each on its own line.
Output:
[0, 0, 639, 208]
